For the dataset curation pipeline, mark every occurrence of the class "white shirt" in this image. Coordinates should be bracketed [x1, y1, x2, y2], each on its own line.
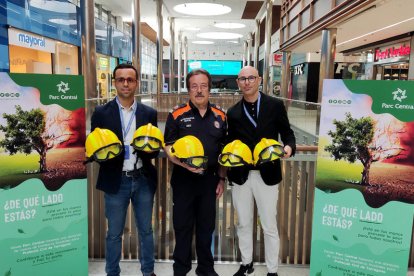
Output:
[119, 101, 142, 171]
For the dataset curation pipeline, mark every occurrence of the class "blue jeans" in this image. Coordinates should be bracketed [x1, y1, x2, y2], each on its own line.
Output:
[104, 173, 156, 276]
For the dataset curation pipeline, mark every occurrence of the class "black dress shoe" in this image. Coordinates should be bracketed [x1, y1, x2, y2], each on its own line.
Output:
[195, 270, 219, 276]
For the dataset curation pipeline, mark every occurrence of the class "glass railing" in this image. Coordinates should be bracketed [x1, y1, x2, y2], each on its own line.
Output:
[278, 97, 320, 145]
[136, 93, 321, 146]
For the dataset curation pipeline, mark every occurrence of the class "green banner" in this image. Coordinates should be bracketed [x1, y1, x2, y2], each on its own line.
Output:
[0, 73, 87, 276]
[8, 73, 85, 111]
[310, 80, 414, 276]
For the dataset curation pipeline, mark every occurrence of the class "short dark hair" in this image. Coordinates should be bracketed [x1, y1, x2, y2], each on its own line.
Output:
[186, 69, 212, 91]
[113, 63, 138, 80]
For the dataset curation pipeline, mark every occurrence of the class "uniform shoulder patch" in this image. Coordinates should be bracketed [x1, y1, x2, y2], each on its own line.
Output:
[211, 104, 224, 112]
[211, 104, 226, 121]
[170, 103, 187, 113]
[171, 103, 191, 119]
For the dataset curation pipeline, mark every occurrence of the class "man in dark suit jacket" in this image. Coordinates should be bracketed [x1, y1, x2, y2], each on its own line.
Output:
[91, 64, 158, 276]
[227, 66, 296, 276]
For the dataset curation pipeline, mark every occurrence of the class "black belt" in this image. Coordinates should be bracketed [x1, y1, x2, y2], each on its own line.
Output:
[122, 170, 135, 177]
[122, 168, 143, 177]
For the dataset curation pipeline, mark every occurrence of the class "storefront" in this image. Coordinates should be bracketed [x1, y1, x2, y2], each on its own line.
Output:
[290, 62, 320, 103]
[95, 18, 132, 99]
[270, 52, 283, 96]
[334, 62, 366, 80]
[373, 40, 410, 80]
[8, 28, 79, 75]
[96, 53, 117, 100]
[290, 57, 366, 102]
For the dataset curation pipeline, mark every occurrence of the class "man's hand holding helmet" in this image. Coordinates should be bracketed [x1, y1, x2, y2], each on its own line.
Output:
[283, 145, 292, 158]
[166, 135, 208, 174]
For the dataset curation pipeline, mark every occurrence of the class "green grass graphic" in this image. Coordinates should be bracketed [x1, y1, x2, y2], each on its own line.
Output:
[0, 153, 39, 177]
[316, 157, 364, 192]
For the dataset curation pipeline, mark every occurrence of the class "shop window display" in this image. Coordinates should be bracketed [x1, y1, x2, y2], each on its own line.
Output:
[383, 63, 408, 81]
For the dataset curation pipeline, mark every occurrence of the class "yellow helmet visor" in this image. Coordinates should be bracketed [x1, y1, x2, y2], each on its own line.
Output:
[257, 145, 285, 165]
[218, 153, 248, 167]
[93, 143, 123, 162]
[180, 156, 208, 169]
[131, 136, 163, 151]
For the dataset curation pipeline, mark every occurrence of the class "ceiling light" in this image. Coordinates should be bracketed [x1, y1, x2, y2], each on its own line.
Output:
[29, 0, 76, 13]
[174, 3, 231, 16]
[48, 19, 77, 25]
[192, 41, 214, 45]
[227, 41, 239, 44]
[197, 32, 243, 40]
[214, 23, 245, 29]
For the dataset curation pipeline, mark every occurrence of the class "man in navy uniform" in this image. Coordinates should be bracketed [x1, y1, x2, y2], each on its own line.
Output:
[164, 69, 227, 276]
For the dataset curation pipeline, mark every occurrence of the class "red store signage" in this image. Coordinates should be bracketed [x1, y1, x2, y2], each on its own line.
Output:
[273, 53, 283, 66]
[375, 44, 410, 61]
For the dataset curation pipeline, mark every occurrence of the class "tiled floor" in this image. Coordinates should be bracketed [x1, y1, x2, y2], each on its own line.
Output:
[89, 260, 414, 276]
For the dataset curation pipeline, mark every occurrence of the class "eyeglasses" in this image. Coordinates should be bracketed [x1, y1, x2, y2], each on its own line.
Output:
[114, 77, 137, 84]
[131, 136, 163, 151]
[237, 76, 258, 83]
[190, 84, 209, 92]
[218, 153, 249, 167]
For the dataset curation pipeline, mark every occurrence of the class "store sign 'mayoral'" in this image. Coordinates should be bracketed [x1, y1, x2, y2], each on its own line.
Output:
[8, 28, 56, 53]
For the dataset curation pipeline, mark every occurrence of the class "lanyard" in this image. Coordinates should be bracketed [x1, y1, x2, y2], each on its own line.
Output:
[243, 93, 261, 128]
[116, 97, 136, 139]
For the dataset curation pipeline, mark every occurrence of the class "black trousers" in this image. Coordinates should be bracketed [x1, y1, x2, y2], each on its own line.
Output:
[171, 167, 218, 276]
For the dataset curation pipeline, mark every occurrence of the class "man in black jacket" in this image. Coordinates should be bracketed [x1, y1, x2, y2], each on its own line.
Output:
[91, 64, 158, 276]
[227, 66, 296, 276]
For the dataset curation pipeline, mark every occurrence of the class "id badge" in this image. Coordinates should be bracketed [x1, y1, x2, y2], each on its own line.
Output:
[124, 145, 130, 160]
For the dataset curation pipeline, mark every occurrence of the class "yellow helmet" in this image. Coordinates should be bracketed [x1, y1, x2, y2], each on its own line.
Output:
[253, 138, 285, 165]
[131, 123, 164, 152]
[218, 140, 253, 167]
[170, 135, 208, 169]
[85, 128, 123, 162]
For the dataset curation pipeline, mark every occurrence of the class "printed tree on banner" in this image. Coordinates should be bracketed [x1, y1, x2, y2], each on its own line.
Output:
[0, 105, 72, 173]
[325, 112, 405, 185]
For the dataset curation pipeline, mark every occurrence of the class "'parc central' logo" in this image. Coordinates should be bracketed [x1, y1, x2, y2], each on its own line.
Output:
[49, 81, 77, 100]
[382, 88, 413, 110]
[57, 81, 70, 94]
[0, 91, 21, 100]
[392, 88, 407, 102]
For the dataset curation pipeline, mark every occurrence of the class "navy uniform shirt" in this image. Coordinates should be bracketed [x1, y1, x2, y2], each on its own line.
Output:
[164, 101, 227, 169]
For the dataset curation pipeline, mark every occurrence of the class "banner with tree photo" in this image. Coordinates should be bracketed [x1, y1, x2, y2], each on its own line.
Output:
[310, 80, 414, 276]
[0, 73, 87, 276]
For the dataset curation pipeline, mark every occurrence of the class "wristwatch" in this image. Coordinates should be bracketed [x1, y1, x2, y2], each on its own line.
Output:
[219, 176, 226, 181]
